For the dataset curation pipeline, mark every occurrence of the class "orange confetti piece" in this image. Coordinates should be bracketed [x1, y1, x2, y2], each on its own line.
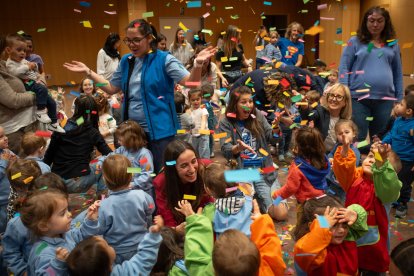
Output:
[259, 148, 269, 156]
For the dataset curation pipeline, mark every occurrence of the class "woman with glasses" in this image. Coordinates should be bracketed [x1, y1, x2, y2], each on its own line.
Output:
[339, 6, 402, 151]
[64, 19, 215, 173]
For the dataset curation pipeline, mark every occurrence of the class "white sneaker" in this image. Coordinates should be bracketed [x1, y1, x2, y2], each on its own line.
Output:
[48, 123, 65, 133]
[36, 109, 52, 123]
[278, 154, 285, 162]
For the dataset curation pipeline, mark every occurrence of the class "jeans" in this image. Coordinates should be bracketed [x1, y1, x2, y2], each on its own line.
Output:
[25, 82, 58, 124]
[397, 161, 414, 203]
[64, 166, 104, 194]
[351, 99, 394, 152]
[0, 204, 7, 234]
[278, 127, 293, 155]
[147, 135, 175, 174]
[256, 57, 265, 69]
[253, 179, 272, 213]
[191, 135, 210, 159]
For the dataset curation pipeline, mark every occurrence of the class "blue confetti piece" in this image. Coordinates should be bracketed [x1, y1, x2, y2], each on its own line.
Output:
[166, 160, 176, 166]
[317, 215, 330, 228]
[187, 1, 201, 8]
[224, 169, 261, 183]
[273, 133, 279, 138]
[263, 1, 272, 6]
[273, 196, 283, 206]
[314, 20, 320, 26]
[13, 212, 20, 218]
[255, 101, 261, 105]
[336, 28, 342, 34]
[79, 1, 91, 7]
[70, 91, 81, 97]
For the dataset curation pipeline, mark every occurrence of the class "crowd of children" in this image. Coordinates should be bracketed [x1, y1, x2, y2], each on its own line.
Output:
[1, 20, 414, 276]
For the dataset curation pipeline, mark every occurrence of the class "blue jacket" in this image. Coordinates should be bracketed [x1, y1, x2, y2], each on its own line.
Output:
[382, 116, 414, 162]
[0, 149, 14, 207]
[27, 218, 99, 276]
[119, 51, 178, 141]
[3, 216, 31, 276]
[97, 189, 154, 262]
[98, 147, 154, 195]
[111, 232, 162, 275]
[25, 156, 51, 174]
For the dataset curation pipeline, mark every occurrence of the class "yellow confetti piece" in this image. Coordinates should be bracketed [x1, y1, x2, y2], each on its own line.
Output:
[350, 31, 357, 36]
[295, 102, 308, 106]
[300, 120, 308, 126]
[311, 102, 318, 108]
[259, 148, 269, 156]
[283, 91, 290, 97]
[213, 132, 227, 139]
[183, 194, 196, 200]
[199, 129, 210, 135]
[400, 222, 408, 225]
[164, 26, 171, 30]
[305, 25, 324, 36]
[245, 77, 251, 85]
[374, 151, 383, 162]
[267, 80, 279, 85]
[221, 31, 226, 35]
[177, 129, 186, 134]
[225, 137, 232, 143]
[220, 57, 228, 62]
[83, 21, 92, 28]
[356, 88, 370, 93]
[11, 172, 22, 180]
[60, 117, 68, 128]
[23, 176, 34, 184]
[278, 102, 285, 109]
[75, 221, 81, 228]
[264, 37, 270, 41]
[179, 22, 189, 32]
[402, 42, 413, 49]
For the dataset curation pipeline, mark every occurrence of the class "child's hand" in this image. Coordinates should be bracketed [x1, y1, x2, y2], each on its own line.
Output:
[56, 247, 69, 262]
[175, 200, 195, 217]
[371, 142, 390, 167]
[236, 139, 256, 155]
[150, 216, 164, 233]
[371, 135, 380, 143]
[308, 120, 315, 128]
[340, 133, 352, 157]
[86, 200, 100, 221]
[250, 199, 261, 221]
[336, 208, 357, 226]
[174, 222, 186, 235]
[318, 206, 338, 228]
[28, 62, 37, 70]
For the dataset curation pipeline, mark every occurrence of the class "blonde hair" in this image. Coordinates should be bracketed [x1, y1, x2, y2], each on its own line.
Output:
[269, 30, 279, 39]
[285, 22, 304, 40]
[21, 132, 47, 156]
[102, 154, 132, 190]
[323, 83, 352, 120]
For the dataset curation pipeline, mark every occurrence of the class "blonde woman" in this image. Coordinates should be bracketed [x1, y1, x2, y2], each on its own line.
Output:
[169, 28, 193, 65]
[277, 22, 304, 66]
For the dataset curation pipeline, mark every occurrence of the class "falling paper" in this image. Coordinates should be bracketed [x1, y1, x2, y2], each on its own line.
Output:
[318, 3, 327, 10]
[187, 1, 201, 8]
[179, 22, 189, 32]
[37, 28, 46, 32]
[224, 169, 261, 183]
[83, 21, 92, 28]
[142, 11, 154, 18]
[104, 11, 117, 15]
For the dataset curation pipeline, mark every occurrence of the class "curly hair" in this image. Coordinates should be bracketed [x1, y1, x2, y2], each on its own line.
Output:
[262, 71, 297, 105]
[357, 6, 396, 44]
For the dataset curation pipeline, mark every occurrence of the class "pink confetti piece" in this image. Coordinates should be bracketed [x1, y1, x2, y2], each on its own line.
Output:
[74, 9, 81, 13]
[320, 17, 335, 20]
[260, 110, 268, 116]
[317, 3, 327, 10]
[382, 96, 398, 101]
[355, 70, 365, 74]
[104, 10, 117, 15]
[157, 96, 164, 100]
[45, 266, 56, 276]
[250, 113, 256, 118]
[225, 186, 238, 193]
[357, 94, 370, 101]
[202, 12, 210, 18]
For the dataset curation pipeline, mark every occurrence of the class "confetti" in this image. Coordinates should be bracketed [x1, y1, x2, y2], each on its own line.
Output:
[164, 26, 171, 30]
[225, 186, 239, 193]
[199, 129, 210, 135]
[291, 95, 302, 103]
[259, 148, 269, 156]
[278, 102, 285, 109]
[402, 42, 413, 49]
[104, 10, 117, 15]
[381, 96, 397, 101]
[74, 9, 81, 13]
[35, 130, 52, 138]
[23, 176, 34, 184]
[367, 42, 374, 53]
[139, 158, 148, 165]
[79, 1, 91, 7]
[280, 78, 290, 88]
[35, 241, 48, 255]
[95, 82, 108, 87]
[226, 113, 237, 118]
[355, 89, 370, 93]
[183, 194, 196, 200]
[11, 172, 22, 180]
[263, 1, 272, 6]
[213, 132, 227, 139]
[82, 21, 92, 28]
[179, 22, 189, 32]
[184, 81, 200, 87]
[317, 215, 330, 228]
[103, 25, 110, 29]
[177, 129, 186, 134]
[357, 94, 370, 101]
[221, 57, 228, 62]
[262, 166, 276, 174]
[273, 196, 283, 206]
[224, 169, 261, 183]
[320, 17, 335, 21]
[142, 11, 154, 18]
[127, 167, 141, 174]
[37, 28, 46, 33]
[187, 1, 201, 8]
[357, 140, 369, 148]
[76, 116, 84, 126]
[267, 79, 279, 85]
[366, 117, 374, 121]
[202, 12, 210, 18]
[374, 151, 383, 162]
[317, 3, 328, 10]
[166, 160, 176, 166]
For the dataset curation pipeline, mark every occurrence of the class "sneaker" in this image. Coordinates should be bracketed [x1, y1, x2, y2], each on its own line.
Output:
[210, 152, 215, 158]
[278, 154, 285, 162]
[395, 203, 407, 218]
[391, 201, 400, 209]
[285, 152, 294, 159]
[48, 123, 65, 133]
[36, 109, 52, 124]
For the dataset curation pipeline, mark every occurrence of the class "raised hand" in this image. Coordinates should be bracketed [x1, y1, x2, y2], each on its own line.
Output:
[336, 207, 357, 226]
[236, 139, 256, 155]
[250, 199, 261, 221]
[195, 46, 217, 65]
[63, 61, 89, 74]
[56, 247, 69, 262]
[150, 215, 164, 233]
[175, 200, 195, 217]
[86, 200, 100, 221]
[317, 206, 338, 228]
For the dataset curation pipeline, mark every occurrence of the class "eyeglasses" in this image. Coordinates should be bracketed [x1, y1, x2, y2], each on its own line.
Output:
[122, 35, 147, 46]
[327, 93, 344, 101]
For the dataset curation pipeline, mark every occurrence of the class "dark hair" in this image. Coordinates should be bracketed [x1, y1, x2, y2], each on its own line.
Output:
[102, 154, 132, 190]
[72, 95, 100, 130]
[186, 45, 211, 75]
[263, 71, 298, 105]
[201, 84, 214, 100]
[294, 195, 343, 241]
[405, 84, 414, 96]
[174, 91, 186, 114]
[189, 88, 202, 102]
[115, 120, 147, 151]
[21, 33, 33, 42]
[157, 33, 167, 43]
[163, 140, 205, 224]
[67, 236, 111, 276]
[405, 94, 414, 111]
[21, 132, 47, 156]
[313, 59, 327, 68]
[103, 33, 121, 59]
[294, 127, 326, 170]
[226, 86, 263, 138]
[391, 237, 414, 276]
[0, 35, 6, 53]
[213, 229, 260, 275]
[357, 6, 396, 43]
[29, 172, 68, 195]
[126, 19, 158, 52]
[172, 28, 184, 51]
[79, 77, 97, 95]
[152, 227, 184, 274]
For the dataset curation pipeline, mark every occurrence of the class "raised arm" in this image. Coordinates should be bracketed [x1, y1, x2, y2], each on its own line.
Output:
[179, 46, 217, 85]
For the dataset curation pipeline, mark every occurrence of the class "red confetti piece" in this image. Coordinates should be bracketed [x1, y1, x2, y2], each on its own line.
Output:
[35, 130, 52, 138]
[91, 110, 97, 114]
[139, 158, 148, 165]
[305, 75, 311, 85]
[90, 159, 98, 164]
[262, 166, 276, 174]
[240, 154, 250, 159]
[280, 78, 290, 88]
[112, 103, 120, 109]
[226, 113, 237, 118]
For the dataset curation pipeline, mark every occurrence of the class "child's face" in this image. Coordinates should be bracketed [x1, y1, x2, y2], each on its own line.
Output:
[6, 40, 27, 62]
[394, 99, 412, 117]
[117, 135, 124, 147]
[330, 222, 349, 245]
[190, 94, 202, 109]
[362, 151, 376, 177]
[0, 127, 8, 150]
[46, 198, 72, 237]
[328, 73, 338, 84]
[336, 124, 355, 144]
[157, 39, 167, 51]
[95, 236, 116, 265]
[270, 35, 278, 44]
[82, 79, 94, 95]
[236, 94, 254, 120]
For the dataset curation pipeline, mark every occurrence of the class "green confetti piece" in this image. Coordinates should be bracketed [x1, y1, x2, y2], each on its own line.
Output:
[303, 0, 310, 4]
[377, 51, 383, 58]
[35, 241, 48, 255]
[127, 167, 142, 174]
[17, 30, 25, 35]
[229, 57, 238, 61]
[107, 117, 113, 121]
[142, 11, 154, 18]
[289, 123, 298, 129]
[203, 94, 211, 98]
[242, 106, 250, 111]
[39, 186, 48, 190]
[103, 25, 110, 29]
[37, 28, 46, 32]
[291, 95, 302, 103]
[166, 2, 170, 7]
[212, 6, 216, 11]
[366, 117, 374, 121]
[75, 221, 81, 228]
[27, 91, 35, 95]
[95, 82, 108, 87]
[76, 116, 84, 126]
[357, 140, 369, 148]
[85, 110, 90, 114]
[308, 112, 314, 116]
[230, 15, 239, 19]
[367, 42, 374, 53]
[364, 83, 371, 88]
[224, 207, 229, 215]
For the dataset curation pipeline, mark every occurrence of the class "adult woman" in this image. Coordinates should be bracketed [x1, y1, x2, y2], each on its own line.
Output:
[22, 33, 45, 74]
[97, 33, 121, 80]
[0, 35, 36, 154]
[156, 33, 167, 51]
[64, 19, 215, 173]
[277, 22, 304, 66]
[153, 140, 213, 227]
[339, 6, 402, 147]
[169, 28, 193, 65]
[215, 25, 252, 85]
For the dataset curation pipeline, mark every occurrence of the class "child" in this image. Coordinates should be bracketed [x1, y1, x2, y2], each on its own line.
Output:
[99, 120, 154, 195]
[381, 93, 414, 218]
[20, 189, 100, 275]
[21, 131, 51, 173]
[305, 90, 321, 108]
[49, 87, 68, 127]
[294, 195, 368, 276]
[333, 138, 402, 274]
[273, 127, 330, 217]
[3, 173, 68, 276]
[175, 199, 286, 275]
[201, 84, 219, 158]
[390, 237, 414, 276]
[5, 34, 64, 133]
[189, 88, 210, 159]
[67, 218, 163, 276]
[6, 159, 42, 220]
[323, 69, 339, 94]
[263, 30, 282, 64]
[202, 162, 253, 237]
[96, 154, 155, 263]
[0, 126, 16, 233]
[95, 93, 117, 150]
[174, 90, 194, 144]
